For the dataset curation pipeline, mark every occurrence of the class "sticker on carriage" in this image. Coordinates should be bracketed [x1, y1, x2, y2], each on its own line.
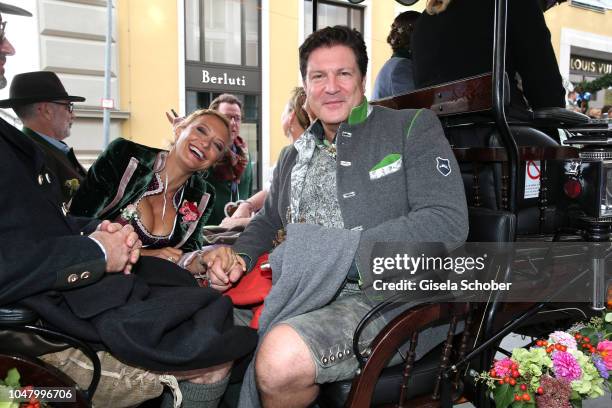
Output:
[436, 157, 451, 176]
[524, 160, 541, 199]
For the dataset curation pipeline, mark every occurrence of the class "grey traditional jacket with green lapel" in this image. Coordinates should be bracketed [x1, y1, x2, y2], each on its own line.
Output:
[233, 101, 468, 286]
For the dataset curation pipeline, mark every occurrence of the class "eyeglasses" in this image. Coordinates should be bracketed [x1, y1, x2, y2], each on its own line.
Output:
[51, 102, 74, 113]
[0, 21, 7, 44]
[226, 115, 242, 124]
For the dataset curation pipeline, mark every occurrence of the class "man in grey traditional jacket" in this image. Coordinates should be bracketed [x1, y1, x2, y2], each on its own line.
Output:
[203, 25, 468, 408]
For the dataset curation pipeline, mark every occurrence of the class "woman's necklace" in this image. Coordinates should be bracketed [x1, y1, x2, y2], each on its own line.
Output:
[160, 171, 186, 231]
[161, 172, 169, 226]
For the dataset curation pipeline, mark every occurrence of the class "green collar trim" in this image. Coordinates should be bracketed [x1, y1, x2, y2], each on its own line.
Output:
[347, 97, 369, 125]
[406, 109, 424, 138]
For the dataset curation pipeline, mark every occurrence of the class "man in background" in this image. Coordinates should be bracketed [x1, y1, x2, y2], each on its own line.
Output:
[0, 71, 87, 203]
[207, 93, 254, 225]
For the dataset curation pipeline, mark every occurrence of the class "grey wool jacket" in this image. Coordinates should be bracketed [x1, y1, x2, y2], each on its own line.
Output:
[233, 100, 468, 287]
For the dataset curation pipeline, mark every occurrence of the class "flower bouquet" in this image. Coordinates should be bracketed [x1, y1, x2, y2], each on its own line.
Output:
[477, 307, 612, 408]
[0, 368, 47, 408]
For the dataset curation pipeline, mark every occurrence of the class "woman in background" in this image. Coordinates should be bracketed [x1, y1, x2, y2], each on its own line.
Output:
[372, 10, 420, 100]
[220, 87, 311, 228]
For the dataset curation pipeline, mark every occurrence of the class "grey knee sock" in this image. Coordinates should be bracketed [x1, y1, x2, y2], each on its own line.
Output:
[161, 375, 230, 408]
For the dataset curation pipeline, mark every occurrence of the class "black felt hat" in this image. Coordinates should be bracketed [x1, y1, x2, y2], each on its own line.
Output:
[0, 71, 86, 108]
[0, 2, 32, 17]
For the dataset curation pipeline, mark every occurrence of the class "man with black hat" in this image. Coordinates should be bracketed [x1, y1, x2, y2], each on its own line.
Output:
[0, 71, 87, 203]
[0, 3, 257, 407]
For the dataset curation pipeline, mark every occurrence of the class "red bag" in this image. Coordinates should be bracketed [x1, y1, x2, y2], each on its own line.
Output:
[224, 253, 272, 329]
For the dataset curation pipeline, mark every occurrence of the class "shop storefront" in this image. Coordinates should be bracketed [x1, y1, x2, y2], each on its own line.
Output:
[184, 0, 262, 189]
[569, 49, 612, 107]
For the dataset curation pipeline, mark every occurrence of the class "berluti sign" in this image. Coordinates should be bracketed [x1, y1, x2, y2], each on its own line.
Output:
[186, 63, 260, 93]
[570, 55, 612, 76]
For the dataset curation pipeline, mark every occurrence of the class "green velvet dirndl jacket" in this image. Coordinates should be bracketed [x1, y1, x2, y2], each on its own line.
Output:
[69, 138, 215, 252]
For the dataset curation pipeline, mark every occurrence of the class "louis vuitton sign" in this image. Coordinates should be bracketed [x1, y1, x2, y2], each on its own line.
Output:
[186, 63, 260, 93]
[570, 56, 612, 76]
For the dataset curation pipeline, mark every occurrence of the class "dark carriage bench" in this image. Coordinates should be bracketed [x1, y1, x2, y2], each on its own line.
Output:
[372, 73, 585, 235]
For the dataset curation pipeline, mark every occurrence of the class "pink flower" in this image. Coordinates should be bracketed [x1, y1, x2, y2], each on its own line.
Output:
[548, 331, 578, 350]
[596, 340, 612, 370]
[552, 351, 582, 381]
[182, 212, 198, 222]
[178, 201, 201, 224]
[493, 357, 514, 378]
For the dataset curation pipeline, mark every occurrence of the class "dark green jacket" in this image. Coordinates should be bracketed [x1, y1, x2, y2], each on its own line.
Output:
[70, 138, 215, 252]
[22, 127, 86, 205]
[206, 158, 253, 225]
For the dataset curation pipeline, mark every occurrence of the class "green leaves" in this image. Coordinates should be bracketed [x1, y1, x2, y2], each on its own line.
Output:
[492, 383, 538, 408]
[512, 399, 535, 408]
[494, 384, 515, 408]
[579, 327, 600, 347]
[577, 73, 612, 94]
[0, 368, 19, 388]
[570, 398, 583, 408]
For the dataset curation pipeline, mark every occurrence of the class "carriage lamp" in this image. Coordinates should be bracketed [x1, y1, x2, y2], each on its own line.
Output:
[563, 178, 582, 199]
[593, 160, 612, 218]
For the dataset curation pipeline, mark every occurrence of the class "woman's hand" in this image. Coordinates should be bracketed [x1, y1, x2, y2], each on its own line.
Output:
[165, 111, 184, 133]
[219, 216, 250, 230]
[231, 201, 254, 219]
[141, 247, 184, 264]
[201, 246, 246, 292]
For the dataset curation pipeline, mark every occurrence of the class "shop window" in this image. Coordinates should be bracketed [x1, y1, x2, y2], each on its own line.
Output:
[244, 0, 259, 66]
[185, 0, 200, 60]
[304, 0, 364, 36]
[185, 0, 260, 67]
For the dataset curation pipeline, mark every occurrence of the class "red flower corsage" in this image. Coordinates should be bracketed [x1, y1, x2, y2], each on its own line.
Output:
[178, 200, 201, 224]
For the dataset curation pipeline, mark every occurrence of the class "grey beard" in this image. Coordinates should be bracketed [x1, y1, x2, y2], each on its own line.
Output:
[0, 75, 6, 90]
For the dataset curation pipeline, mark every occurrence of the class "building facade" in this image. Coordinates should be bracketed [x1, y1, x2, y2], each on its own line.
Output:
[546, 0, 612, 108]
[117, 0, 406, 189]
[0, 0, 124, 167]
[2, 0, 612, 189]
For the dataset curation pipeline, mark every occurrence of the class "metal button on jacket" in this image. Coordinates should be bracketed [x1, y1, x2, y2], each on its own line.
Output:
[67, 273, 79, 284]
[45, 173, 51, 183]
[80, 271, 91, 280]
[37, 175, 44, 185]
